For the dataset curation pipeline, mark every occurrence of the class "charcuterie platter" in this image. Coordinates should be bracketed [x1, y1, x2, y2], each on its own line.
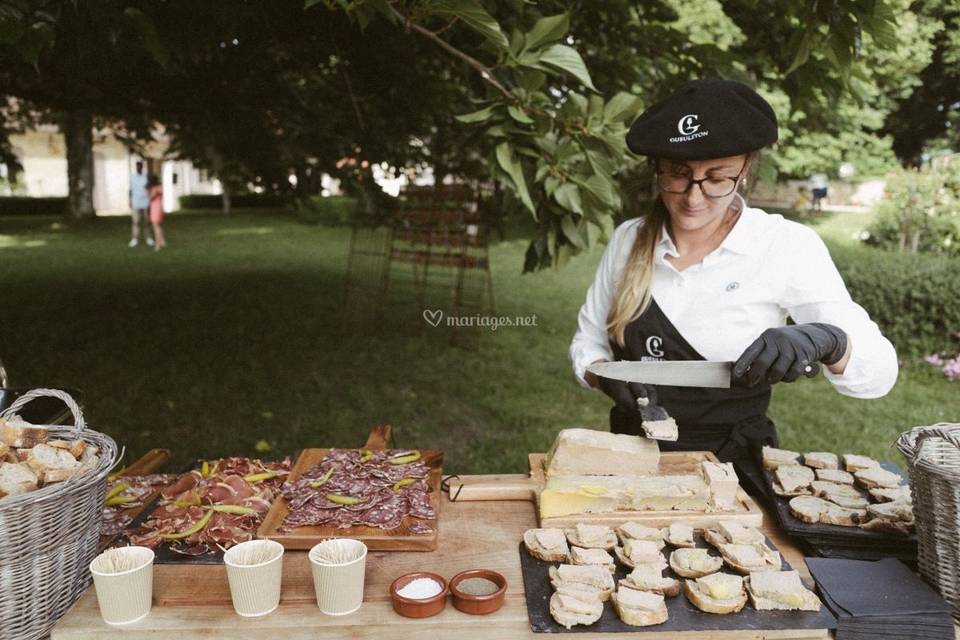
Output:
[257, 425, 443, 551]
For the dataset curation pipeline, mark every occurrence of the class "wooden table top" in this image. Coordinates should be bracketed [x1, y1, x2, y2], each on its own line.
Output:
[50, 475, 955, 640]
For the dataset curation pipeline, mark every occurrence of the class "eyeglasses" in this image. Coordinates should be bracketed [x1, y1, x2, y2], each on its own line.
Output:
[656, 164, 745, 198]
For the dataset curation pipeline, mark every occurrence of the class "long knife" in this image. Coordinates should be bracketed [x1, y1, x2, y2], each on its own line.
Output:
[587, 360, 818, 389]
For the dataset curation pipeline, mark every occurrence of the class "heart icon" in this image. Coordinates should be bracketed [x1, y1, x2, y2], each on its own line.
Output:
[423, 309, 443, 327]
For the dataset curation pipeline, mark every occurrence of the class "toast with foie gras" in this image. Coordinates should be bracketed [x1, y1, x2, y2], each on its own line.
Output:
[664, 522, 696, 548]
[565, 523, 617, 550]
[772, 464, 815, 496]
[815, 468, 854, 485]
[746, 570, 821, 611]
[854, 466, 902, 489]
[614, 539, 666, 570]
[0, 416, 48, 449]
[615, 521, 666, 547]
[619, 565, 680, 597]
[717, 542, 781, 574]
[549, 564, 615, 602]
[762, 446, 801, 470]
[803, 452, 839, 470]
[570, 545, 616, 573]
[550, 592, 603, 629]
[703, 521, 765, 548]
[810, 481, 870, 509]
[669, 547, 722, 578]
[523, 528, 570, 562]
[843, 454, 879, 473]
[611, 586, 669, 626]
[684, 572, 748, 614]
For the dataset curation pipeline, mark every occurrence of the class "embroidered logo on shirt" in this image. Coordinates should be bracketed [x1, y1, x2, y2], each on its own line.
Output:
[646, 336, 665, 358]
[726, 281, 740, 292]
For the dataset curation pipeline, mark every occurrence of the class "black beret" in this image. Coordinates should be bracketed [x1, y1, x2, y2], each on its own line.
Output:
[626, 78, 778, 160]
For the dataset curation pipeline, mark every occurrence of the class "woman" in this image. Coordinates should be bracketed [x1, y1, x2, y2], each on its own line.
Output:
[569, 79, 897, 480]
[147, 174, 167, 252]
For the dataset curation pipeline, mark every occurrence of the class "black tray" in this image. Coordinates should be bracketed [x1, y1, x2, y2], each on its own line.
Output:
[519, 535, 836, 634]
[763, 462, 916, 547]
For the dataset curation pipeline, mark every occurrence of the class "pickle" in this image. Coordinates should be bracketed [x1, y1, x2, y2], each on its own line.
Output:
[158, 509, 214, 540]
[105, 482, 130, 501]
[392, 478, 417, 492]
[107, 466, 127, 483]
[243, 471, 285, 483]
[208, 504, 258, 516]
[325, 494, 363, 506]
[358, 449, 374, 463]
[105, 495, 137, 507]
[387, 450, 421, 465]
[309, 465, 337, 488]
[173, 490, 202, 508]
[200, 460, 210, 478]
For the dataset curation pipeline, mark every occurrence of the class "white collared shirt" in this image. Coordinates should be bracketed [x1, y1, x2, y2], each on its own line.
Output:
[569, 205, 899, 398]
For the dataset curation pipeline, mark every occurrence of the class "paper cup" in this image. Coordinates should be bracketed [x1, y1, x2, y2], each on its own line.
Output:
[89, 546, 155, 626]
[223, 539, 285, 617]
[309, 539, 367, 616]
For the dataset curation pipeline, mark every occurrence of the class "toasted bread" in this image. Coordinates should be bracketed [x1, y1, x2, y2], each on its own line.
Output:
[524, 528, 571, 562]
[549, 564, 614, 601]
[746, 570, 821, 611]
[616, 522, 665, 546]
[570, 546, 616, 572]
[665, 523, 695, 548]
[703, 522, 764, 548]
[815, 468, 854, 485]
[820, 503, 866, 527]
[614, 540, 666, 570]
[803, 452, 839, 470]
[0, 416, 48, 449]
[854, 466, 902, 490]
[669, 547, 722, 578]
[869, 487, 912, 503]
[762, 446, 800, 470]
[550, 592, 602, 629]
[0, 462, 39, 497]
[619, 567, 680, 597]
[867, 501, 913, 522]
[684, 573, 747, 614]
[718, 543, 781, 574]
[566, 523, 617, 550]
[843, 454, 879, 473]
[775, 465, 815, 494]
[611, 587, 669, 626]
[788, 495, 830, 524]
[861, 517, 914, 535]
[810, 481, 869, 509]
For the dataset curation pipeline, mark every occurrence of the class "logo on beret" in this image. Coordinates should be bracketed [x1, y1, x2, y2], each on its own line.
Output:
[670, 113, 709, 143]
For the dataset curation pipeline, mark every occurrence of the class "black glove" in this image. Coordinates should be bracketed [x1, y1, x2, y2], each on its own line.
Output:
[597, 376, 657, 413]
[733, 323, 847, 387]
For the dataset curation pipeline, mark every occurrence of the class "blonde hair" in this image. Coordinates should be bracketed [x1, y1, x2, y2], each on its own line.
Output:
[606, 152, 760, 346]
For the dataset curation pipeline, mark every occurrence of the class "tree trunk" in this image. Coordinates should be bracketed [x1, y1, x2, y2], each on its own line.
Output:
[64, 110, 96, 221]
[221, 187, 232, 215]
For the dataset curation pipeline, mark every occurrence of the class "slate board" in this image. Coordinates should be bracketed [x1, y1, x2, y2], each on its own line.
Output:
[762, 462, 917, 549]
[518, 535, 836, 634]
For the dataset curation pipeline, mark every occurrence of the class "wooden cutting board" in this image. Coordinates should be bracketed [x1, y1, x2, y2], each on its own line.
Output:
[446, 450, 763, 529]
[98, 448, 172, 551]
[257, 425, 443, 551]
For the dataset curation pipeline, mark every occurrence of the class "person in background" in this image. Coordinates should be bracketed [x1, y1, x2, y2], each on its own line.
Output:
[129, 161, 154, 248]
[147, 173, 166, 251]
[808, 173, 829, 212]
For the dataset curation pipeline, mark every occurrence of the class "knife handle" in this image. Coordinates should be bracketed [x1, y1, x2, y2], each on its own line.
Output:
[731, 361, 821, 387]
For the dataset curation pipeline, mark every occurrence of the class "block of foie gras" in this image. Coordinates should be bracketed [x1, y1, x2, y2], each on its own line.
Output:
[545, 428, 659, 477]
[539, 474, 709, 519]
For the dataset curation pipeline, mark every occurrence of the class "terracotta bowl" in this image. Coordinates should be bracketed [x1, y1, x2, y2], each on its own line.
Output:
[449, 569, 507, 615]
[389, 572, 449, 618]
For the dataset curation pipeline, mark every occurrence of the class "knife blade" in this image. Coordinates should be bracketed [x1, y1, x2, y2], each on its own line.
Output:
[587, 360, 734, 388]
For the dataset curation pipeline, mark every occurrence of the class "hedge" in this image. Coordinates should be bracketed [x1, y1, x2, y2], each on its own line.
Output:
[293, 196, 359, 226]
[0, 196, 67, 216]
[829, 242, 960, 358]
[178, 193, 290, 209]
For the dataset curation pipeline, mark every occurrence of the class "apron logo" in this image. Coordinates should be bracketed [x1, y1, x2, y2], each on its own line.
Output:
[645, 336, 665, 358]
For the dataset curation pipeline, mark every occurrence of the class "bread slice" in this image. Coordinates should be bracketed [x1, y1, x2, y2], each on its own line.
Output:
[0, 462, 39, 497]
[614, 540, 665, 570]
[48, 439, 86, 459]
[0, 416, 48, 449]
[550, 592, 602, 629]
[611, 586, 669, 626]
[669, 547, 722, 578]
[619, 566, 680, 597]
[861, 518, 914, 535]
[746, 570, 821, 611]
[570, 546, 616, 572]
[665, 523, 695, 548]
[810, 481, 870, 509]
[703, 522, 764, 548]
[803, 452, 839, 470]
[854, 466, 902, 490]
[788, 495, 831, 523]
[616, 521, 665, 546]
[870, 487, 911, 503]
[843, 454, 879, 473]
[820, 503, 866, 527]
[26, 443, 81, 484]
[684, 573, 747, 614]
[867, 501, 913, 522]
[566, 523, 617, 550]
[775, 465, 815, 494]
[524, 528, 570, 562]
[0, 442, 8, 460]
[815, 468, 854, 485]
[718, 543, 781, 574]
[762, 446, 800, 470]
[549, 564, 614, 601]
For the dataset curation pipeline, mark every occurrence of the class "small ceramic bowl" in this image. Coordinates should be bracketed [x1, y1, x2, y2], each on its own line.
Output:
[449, 569, 507, 615]
[390, 572, 449, 618]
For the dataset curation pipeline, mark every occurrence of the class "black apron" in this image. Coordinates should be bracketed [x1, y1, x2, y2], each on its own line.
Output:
[609, 298, 776, 490]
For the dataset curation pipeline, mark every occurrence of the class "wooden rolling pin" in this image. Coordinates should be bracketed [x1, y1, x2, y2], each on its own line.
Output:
[445, 474, 538, 502]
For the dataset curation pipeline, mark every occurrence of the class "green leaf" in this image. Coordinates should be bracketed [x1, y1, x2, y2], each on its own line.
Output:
[785, 30, 814, 75]
[554, 183, 583, 215]
[456, 105, 497, 123]
[524, 13, 569, 52]
[576, 173, 617, 207]
[123, 8, 170, 69]
[603, 92, 643, 124]
[560, 215, 584, 253]
[515, 68, 546, 92]
[434, 0, 509, 51]
[507, 104, 534, 124]
[495, 142, 535, 214]
[538, 44, 596, 91]
[304, 0, 326, 8]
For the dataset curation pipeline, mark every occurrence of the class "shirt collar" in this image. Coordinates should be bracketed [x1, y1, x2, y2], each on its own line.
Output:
[656, 199, 760, 259]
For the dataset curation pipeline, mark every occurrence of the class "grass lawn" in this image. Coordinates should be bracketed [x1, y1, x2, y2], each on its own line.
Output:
[0, 208, 955, 474]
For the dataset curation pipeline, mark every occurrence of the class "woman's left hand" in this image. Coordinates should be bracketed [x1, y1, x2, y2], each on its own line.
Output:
[733, 323, 848, 387]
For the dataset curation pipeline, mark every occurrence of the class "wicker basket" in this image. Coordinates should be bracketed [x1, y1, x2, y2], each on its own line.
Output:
[896, 422, 960, 622]
[0, 389, 119, 640]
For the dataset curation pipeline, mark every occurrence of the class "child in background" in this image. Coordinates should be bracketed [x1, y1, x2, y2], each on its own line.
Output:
[148, 174, 167, 251]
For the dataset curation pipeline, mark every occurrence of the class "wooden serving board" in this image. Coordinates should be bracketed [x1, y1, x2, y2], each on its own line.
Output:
[257, 425, 443, 551]
[98, 448, 172, 551]
[446, 450, 763, 529]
